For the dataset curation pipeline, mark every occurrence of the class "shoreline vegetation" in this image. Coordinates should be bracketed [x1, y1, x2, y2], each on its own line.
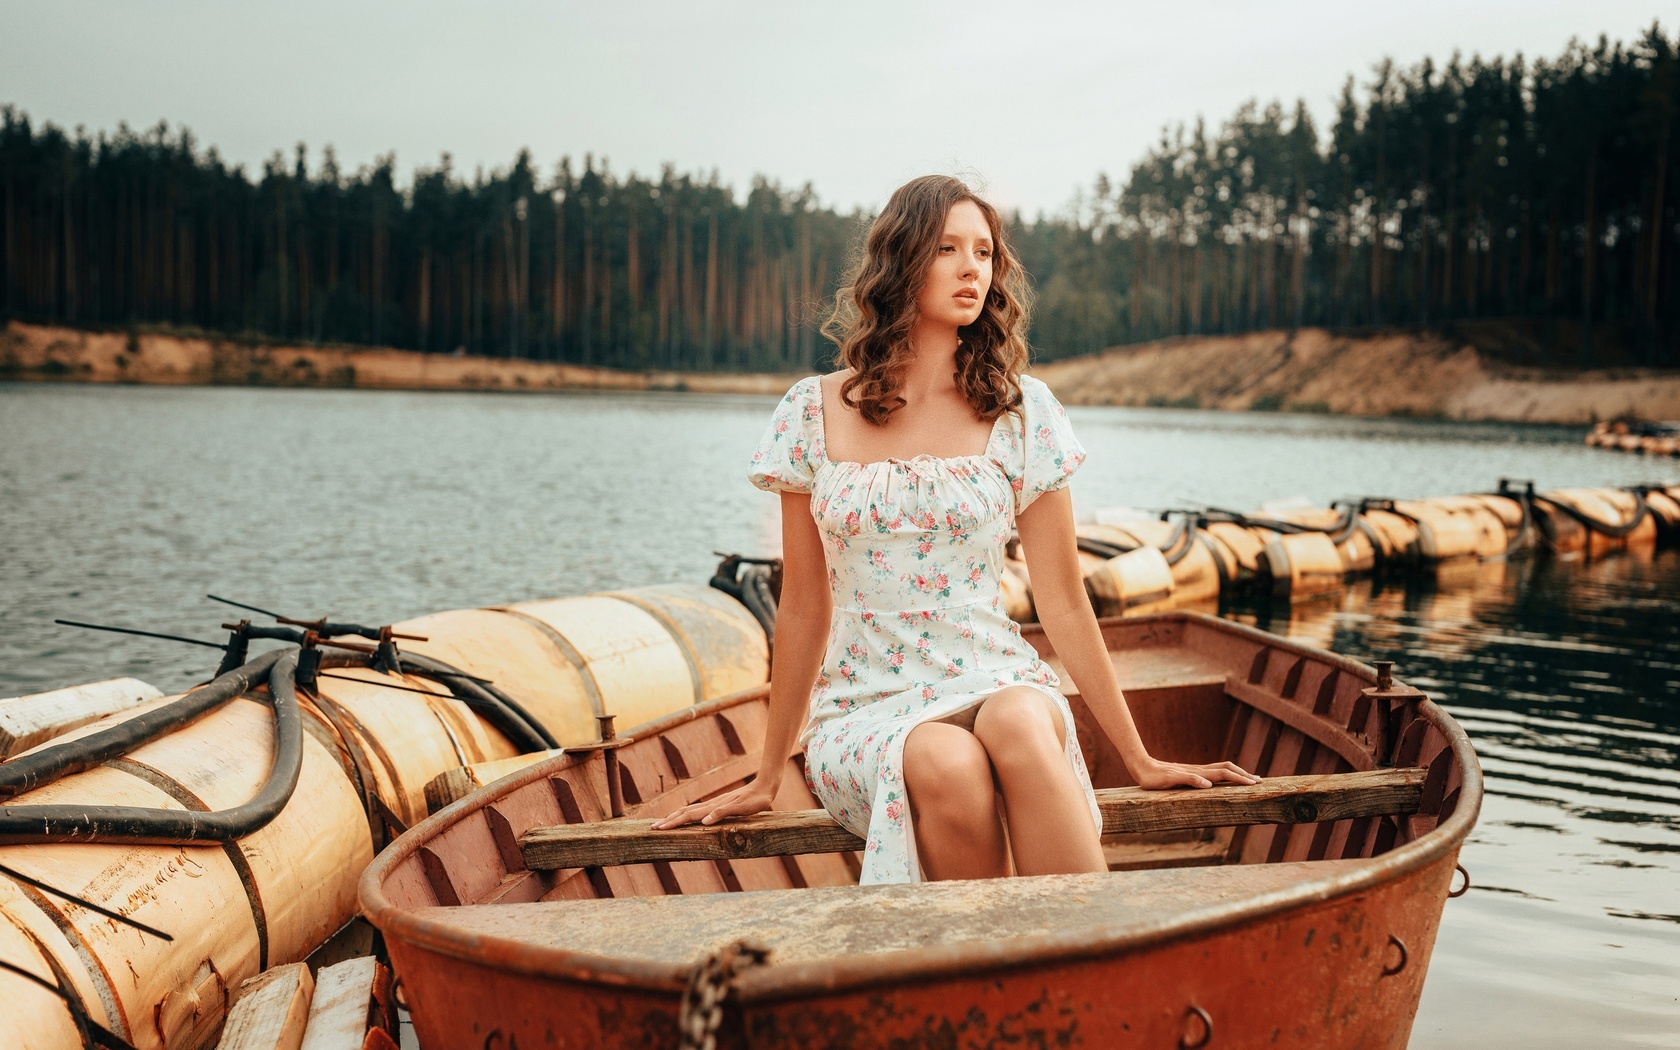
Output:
[2, 27, 1676, 374]
[8, 319, 1678, 424]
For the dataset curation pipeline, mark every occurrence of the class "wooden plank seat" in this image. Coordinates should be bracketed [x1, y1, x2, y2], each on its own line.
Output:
[519, 767, 1424, 872]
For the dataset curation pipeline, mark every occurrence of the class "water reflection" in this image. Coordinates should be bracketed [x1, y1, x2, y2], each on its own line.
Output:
[1233, 549, 1680, 1049]
[2, 384, 1677, 1047]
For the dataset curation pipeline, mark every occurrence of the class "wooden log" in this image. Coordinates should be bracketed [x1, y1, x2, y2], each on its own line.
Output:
[300, 956, 387, 1050]
[217, 962, 315, 1050]
[0, 677, 161, 758]
[519, 767, 1426, 871]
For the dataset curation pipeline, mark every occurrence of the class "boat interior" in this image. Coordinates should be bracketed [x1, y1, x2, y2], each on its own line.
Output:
[366, 611, 1477, 969]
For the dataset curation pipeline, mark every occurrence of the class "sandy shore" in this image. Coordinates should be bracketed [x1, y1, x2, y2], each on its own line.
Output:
[0, 322, 801, 397]
[1031, 327, 1680, 425]
[8, 321, 1679, 424]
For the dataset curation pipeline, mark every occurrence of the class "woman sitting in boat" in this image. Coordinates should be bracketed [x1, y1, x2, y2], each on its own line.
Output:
[654, 175, 1258, 883]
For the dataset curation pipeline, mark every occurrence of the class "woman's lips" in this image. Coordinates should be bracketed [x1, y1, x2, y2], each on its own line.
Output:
[954, 290, 979, 302]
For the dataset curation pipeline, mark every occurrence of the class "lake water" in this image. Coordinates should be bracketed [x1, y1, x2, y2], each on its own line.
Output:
[2, 382, 1677, 1048]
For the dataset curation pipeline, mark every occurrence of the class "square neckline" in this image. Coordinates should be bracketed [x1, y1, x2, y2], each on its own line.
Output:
[810, 375, 1007, 470]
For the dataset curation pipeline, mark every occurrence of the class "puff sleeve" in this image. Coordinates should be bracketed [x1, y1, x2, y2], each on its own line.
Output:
[747, 376, 824, 493]
[1001, 375, 1087, 515]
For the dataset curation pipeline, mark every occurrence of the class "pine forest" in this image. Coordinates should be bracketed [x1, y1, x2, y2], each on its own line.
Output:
[2, 27, 1676, 370]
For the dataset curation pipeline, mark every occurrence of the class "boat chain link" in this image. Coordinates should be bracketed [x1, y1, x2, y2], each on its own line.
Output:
[678, 939, 770, 1050]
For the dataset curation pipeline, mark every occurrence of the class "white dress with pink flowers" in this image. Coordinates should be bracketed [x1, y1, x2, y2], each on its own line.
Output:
[747, 374, 1102, 884]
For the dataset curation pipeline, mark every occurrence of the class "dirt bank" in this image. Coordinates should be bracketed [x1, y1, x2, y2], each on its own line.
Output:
[1032, 327, 1680, 425]
[9, 321, 1679, 424]
[0, 322, 800, 397]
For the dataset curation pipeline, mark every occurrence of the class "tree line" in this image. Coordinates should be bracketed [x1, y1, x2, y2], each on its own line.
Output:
[1029, 25, 1679, 365]
[2, 25, 1675, 370]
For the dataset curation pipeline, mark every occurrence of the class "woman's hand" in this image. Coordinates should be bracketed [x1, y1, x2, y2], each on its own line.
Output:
[649, 780, 778, 830]
[1130, 756, 1261, 791]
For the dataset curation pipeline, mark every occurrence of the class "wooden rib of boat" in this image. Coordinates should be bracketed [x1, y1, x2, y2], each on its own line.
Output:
[360, 611, 1482, 1049]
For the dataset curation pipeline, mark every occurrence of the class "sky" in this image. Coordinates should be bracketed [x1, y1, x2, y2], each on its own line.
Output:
[0, 2, 1669, 216]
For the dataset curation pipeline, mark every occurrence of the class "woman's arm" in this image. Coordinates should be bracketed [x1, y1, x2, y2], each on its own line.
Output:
[1016, 488, 1258, 789]
[652, 491, 832, 827]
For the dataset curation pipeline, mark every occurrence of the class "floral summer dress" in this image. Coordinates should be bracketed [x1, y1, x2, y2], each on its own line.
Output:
[747, 374, 1103, 884]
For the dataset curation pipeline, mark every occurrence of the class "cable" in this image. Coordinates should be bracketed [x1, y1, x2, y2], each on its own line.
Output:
[0, 649, 285, 801]
[0, 650, 303, 845]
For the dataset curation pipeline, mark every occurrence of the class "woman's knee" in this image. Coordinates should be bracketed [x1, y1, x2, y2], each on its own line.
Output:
[904, 723, 993, 808]
[973, 688, 1067, 768]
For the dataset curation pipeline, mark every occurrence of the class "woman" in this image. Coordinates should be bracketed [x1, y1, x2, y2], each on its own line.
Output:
[654, 175, 1257, 884]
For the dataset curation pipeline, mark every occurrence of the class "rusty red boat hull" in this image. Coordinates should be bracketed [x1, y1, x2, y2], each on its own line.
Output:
[361, 613, 1481, 1049]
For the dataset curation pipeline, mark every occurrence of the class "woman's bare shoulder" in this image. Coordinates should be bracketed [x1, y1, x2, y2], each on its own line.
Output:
[819, 369, 854, 400]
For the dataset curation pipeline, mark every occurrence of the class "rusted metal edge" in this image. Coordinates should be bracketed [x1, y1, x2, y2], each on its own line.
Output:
[358, 613, 1483, 1007]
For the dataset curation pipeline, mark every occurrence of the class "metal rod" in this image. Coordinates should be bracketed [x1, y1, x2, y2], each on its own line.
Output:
[419, 668, 497, 685]
[316, 672, 454, 699]
[0, 957, 139, 1049]
[52, 619, 226, 651]
[206, 594, 285, 619]
[598, 714, 624, 818]
[0, 862, 174, 940]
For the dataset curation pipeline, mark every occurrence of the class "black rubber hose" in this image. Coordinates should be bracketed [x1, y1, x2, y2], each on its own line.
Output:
[709, 557, 779, 651]
[395, 651, 557, 752]
[0, 649, 304, 845]
[0, 648, 287, 801]
[1324, 504, 1362, 545]
[1533, 490, 1651, 539]
[1077, 534, 1134, 559]
[1497, 488, 1542, 555]
[1161, 518, 1196, 567]
[742, 564, 780, 651]
[1200, 507, 1322, 535]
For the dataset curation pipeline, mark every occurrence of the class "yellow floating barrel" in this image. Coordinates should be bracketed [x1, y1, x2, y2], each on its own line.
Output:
[1167, 531, 1223, 605]
[1646, 488, 1680, 535]
[1259, 532, 1345, 600]
[398, 584, 766, 749]
[1083, 546, 1177, 616]
[1201, 521, 1274, 587]
[0, 582, 769, 1050]
[1334, 522, 1379, 573]
[1077, 519, 1220, 616]
[1359, 508, 1421, 562]
[1403, 498, 1510, 561]
[0, 697, 371, 1050]
[301, 669, 521, 827]
[1539, 487, 1658, 556]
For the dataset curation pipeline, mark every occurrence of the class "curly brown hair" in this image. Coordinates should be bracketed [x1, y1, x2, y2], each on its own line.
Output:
[822, 175, 1032, 426]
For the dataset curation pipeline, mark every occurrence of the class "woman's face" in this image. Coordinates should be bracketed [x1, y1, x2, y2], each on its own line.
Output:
[915, 199, 993, 331]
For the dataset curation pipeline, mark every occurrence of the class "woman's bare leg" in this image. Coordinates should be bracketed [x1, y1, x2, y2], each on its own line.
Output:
[972, 687, 1106, 876]
[903, 721, 1009, 880]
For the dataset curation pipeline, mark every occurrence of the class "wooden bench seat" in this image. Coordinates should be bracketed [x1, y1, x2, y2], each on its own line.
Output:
[519, 767, 1424, 872]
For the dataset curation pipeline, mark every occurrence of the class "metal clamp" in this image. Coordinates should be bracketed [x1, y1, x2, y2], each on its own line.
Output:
[566, 715, 632, 817]
[1178, 1004, 1213, 1049]
[1382, 935, 1408, 977]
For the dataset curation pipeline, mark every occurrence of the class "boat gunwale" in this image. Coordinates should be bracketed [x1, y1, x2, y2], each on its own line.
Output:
[357, 610, 1483, 1003]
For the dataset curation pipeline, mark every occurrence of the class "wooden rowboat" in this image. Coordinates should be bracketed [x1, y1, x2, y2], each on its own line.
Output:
[359, 612, 1481, 1049]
